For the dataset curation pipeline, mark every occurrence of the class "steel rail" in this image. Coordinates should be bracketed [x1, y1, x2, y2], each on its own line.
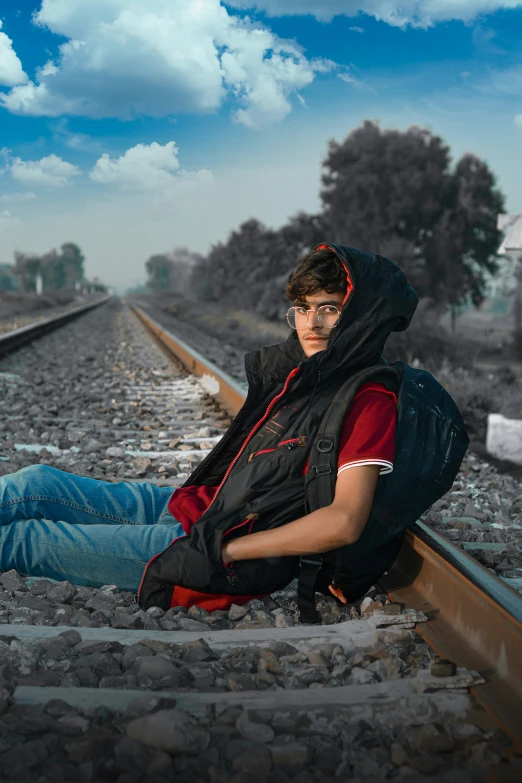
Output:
[130, 303, 247, 415]
[130, 302, 522, 747]
[0, 295, 111, 357]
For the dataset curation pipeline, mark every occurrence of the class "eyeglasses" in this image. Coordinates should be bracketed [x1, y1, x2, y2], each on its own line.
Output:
[286, 305, 341, 330]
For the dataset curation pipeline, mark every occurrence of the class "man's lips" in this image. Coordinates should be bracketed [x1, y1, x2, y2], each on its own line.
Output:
[305, 335, 328, 341]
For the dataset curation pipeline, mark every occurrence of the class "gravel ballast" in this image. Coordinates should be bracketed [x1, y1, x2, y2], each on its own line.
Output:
[0, 299, 521, 781]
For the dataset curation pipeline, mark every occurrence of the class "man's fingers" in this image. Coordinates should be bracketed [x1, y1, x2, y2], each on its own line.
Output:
[328, 583, 347, 604]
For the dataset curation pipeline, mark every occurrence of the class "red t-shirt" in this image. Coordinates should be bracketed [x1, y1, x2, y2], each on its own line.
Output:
[168, 381, 397, 532]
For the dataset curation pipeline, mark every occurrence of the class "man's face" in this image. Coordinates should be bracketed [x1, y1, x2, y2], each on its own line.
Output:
[293, 289, 345, 358]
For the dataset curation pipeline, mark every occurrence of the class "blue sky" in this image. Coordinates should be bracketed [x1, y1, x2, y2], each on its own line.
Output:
[0, 0, 521, 291]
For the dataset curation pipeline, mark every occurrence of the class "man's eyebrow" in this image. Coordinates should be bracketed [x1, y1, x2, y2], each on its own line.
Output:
[294, 299, 341, 307]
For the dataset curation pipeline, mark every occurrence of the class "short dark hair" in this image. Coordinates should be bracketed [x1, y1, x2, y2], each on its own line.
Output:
[285, 248, 347, 301]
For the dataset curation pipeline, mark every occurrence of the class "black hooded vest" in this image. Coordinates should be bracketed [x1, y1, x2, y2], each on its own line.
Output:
[137, 244, 431, 610]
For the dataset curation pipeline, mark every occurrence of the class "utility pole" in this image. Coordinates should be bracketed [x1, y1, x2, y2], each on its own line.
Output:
[497, 213, 522, 357]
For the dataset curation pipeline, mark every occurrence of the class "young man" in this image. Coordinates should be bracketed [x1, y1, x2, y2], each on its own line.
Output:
[0, 245, 408, 610]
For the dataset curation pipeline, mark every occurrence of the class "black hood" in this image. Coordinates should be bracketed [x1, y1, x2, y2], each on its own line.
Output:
[246, 243, 419, 391]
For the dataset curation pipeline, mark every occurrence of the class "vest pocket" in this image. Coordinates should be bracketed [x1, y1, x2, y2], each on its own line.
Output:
[247, 436, 307, 462]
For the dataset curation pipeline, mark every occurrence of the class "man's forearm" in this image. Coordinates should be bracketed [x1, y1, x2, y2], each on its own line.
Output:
[222, 505, 357, 562]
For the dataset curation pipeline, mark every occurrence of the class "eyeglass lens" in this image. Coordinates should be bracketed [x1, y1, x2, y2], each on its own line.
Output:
[286, 306, 340, 329]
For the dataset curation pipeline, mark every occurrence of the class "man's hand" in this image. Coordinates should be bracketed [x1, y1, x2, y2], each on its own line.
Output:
[219, 464, 380, 562]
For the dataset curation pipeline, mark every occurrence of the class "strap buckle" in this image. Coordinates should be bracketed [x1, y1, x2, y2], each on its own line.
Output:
[300, 557, 323, 567]
[311, 464, 332, 477]
[316, 438, 333, 452]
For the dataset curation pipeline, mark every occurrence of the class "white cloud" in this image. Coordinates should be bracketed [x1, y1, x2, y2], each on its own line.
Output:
[0, 192, 37, 203]
[0, 0, 329, 128]
[9, 154, 81, 187]
[0, 20, 27, 86]
[515, 114, 522, 128]
[338, 71, 373, 91]
[350, 26, 365, 32]
[475, 65, 522, 100]
[226, 1, 522, 26]
[90, 141, 213, 194]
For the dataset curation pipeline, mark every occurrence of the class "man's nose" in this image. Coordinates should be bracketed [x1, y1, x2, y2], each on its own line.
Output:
[308, 310, 321, 327]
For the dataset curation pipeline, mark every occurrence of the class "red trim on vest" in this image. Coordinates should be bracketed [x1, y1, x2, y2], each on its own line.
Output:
[170, 586, 269, 611]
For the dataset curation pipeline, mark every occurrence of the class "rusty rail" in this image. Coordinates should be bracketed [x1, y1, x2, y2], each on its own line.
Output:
[130, 304, 247, 416]
[130, 301, 522, 746]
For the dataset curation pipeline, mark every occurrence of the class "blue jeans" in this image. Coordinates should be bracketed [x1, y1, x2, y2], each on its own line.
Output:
[0, 465, 184, 591]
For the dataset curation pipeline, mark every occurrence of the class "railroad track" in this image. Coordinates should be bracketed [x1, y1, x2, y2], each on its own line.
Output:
[0, 295, 111, 357]
[0, 299, 520, 783]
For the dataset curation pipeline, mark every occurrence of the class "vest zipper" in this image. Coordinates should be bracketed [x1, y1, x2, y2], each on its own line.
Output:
[247, 435, 307, 462]
[136, 367, 299, 605]
[205, 366, 301, 512]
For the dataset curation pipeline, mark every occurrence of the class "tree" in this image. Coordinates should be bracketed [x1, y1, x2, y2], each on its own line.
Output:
[321, 120, 450, 285]
[168, 247, 203, 295]
[13, 252, 42, 292]
[60, 243, 85, 287]
[320, 121, 505, 320]
[189, 213, 325, 317]
[13, 243, 87, 292]
[145, 254, 173, 291]
[423, 154, 505, 331]
[255, 212, 327, 319]
[41, 249, 66, 290]
[146, 247, 202, 293]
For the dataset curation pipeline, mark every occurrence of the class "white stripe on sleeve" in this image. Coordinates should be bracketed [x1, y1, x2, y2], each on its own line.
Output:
[337, 459, 393, 476]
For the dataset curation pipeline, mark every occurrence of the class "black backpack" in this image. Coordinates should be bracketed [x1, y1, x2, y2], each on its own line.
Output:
[298, 360, 469, 623]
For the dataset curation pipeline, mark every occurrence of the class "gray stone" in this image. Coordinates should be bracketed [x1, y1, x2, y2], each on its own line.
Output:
[135, 655, 178, 681]
[47, 581, 76, 604]
[270, 742, 310, 772]
[188, 665, 215, 688]
[73, 640, 114, 655]
[127, 708, 210, 754]
[182, 639, 215, 663]
[0, 570, 25, 592]
[53, 606, 76, 625]
[124, 694, 166, 718]
[106, 446, 126, 458]
[274, 613, 295, 628]
[111, 611, 145, 630]
[146, 606, 165, 619]
[226, 673, 257, 691]
[58, 630, 82, 646]
[236, 711, 275, 743]
[178, 618, 211, 632]
[85, 592, 116, 611]
[267, 642, 298, 657]
[306, 651, 330, 667]
[228, 604, 250, 621]
[406, 724, 454, 754]
[291, 666, 329, 687]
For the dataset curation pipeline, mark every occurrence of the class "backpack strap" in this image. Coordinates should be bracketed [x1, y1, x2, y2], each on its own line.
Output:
[297, 555, 324, 624]
[297, 363, 399, 622]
